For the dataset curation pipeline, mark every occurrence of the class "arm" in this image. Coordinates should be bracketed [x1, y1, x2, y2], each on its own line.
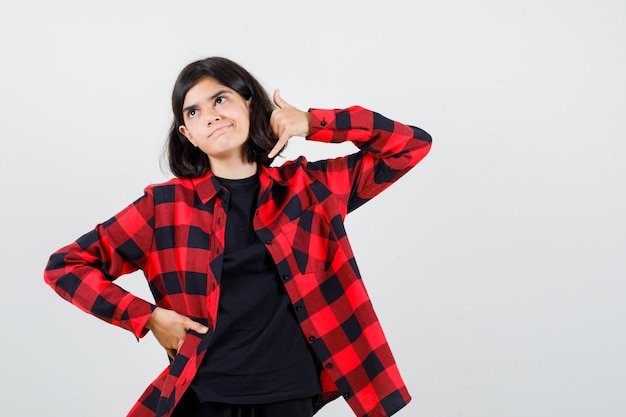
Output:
[44, 190, 210, 353]
[307, 105, 432, 212]
[43, 193, 156, 338]
[269, 90, 432, 214]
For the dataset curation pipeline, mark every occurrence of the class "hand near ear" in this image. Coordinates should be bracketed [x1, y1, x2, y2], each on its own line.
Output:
[268, 89, 312, 159]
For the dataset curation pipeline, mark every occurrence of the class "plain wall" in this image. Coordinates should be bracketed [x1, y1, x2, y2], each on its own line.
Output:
[1, 0, 625, 416]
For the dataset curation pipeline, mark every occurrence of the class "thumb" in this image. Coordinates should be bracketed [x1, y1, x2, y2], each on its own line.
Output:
[273, 88, 293, 109]
[186, 319, 209, 334]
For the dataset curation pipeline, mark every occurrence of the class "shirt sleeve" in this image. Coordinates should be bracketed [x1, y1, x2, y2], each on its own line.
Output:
[306, 106, 432, 213]
[43, 192, 157, 339]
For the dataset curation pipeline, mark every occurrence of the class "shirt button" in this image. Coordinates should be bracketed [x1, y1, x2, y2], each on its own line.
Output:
[343, 392, 351, 399]
[282, 274, 289, 281]
[325, 363, 333, 369]
[308, 336, 315, 341]
[295, 304, 302, 311]
[321, 120, 327, 127]
[265, 239, 272, 244]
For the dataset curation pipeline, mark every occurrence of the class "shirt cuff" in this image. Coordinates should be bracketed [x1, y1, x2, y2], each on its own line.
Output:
[307, 108, 338, 143]
[125, 297, 157, 339]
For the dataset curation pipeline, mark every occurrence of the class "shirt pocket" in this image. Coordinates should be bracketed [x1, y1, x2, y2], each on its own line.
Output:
[279, 204, 339, 275]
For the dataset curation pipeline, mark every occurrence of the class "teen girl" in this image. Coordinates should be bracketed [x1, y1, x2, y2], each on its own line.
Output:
[45, 56, 432, 417]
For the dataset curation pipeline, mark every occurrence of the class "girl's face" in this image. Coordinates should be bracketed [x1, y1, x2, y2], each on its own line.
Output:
[178, 77, 252, 165]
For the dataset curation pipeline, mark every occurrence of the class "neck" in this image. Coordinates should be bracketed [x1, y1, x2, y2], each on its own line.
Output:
[209, 158, 258, 179]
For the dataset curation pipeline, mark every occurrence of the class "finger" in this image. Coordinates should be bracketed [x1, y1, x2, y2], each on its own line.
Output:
[166, 348, 177, 360]
[273, 89, 293, 109]
[186, 319, 209, 334]
[268, 144, 280, 159]
[268, 133, 290, 159]
[273, 89, 284, 108]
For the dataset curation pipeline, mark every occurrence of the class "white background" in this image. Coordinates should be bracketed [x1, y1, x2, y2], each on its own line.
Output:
[1, 0, 625, 416]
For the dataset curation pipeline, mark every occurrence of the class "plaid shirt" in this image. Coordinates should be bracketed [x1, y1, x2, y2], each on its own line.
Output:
[44, 106, 432, 417]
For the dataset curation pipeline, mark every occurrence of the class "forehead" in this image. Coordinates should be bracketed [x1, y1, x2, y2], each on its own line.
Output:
[183, 77, 233, 104]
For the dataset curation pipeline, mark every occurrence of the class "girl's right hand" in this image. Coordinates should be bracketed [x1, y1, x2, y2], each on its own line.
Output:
[268, 89, 312, 159]
[145, 307, 209, 359]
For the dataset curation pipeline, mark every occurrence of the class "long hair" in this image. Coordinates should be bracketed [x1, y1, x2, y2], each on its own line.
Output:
[166, 57, 277, 178]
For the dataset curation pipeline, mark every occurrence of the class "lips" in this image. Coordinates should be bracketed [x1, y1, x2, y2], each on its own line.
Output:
[208, 124, 231, 138]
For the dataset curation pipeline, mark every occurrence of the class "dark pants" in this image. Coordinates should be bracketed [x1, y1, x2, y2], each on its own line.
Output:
[172, 389, 314, 417]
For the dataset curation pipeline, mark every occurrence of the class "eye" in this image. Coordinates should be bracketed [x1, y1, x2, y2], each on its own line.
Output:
[215, 96, 227, 105]
[188, 109, 198, 118]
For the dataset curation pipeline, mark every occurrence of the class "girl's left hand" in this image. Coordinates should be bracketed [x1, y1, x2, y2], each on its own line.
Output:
[268, 89, 312, 158]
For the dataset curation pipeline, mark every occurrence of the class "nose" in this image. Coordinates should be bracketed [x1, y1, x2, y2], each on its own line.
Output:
[206, 108, 221, 125]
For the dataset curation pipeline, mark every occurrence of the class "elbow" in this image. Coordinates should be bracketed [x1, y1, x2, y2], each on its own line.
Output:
[43, 251, 68, 286]
[411, 125, 432, 145]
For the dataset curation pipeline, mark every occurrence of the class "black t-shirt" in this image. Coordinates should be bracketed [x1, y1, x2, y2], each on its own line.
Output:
[190, 174, 321, 404]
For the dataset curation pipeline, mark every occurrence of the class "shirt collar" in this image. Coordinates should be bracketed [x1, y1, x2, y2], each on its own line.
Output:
[190, 171, 223, 204]
[190, 165, 288, 204]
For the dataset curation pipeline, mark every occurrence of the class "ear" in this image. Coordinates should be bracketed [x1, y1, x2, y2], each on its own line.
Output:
[179, 125, 197, 147]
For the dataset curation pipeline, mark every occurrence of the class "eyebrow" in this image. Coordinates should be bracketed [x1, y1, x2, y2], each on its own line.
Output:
[182, 89, 230, 114]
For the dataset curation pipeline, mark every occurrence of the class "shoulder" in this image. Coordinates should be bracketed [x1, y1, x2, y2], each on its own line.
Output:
[142, 176, 197, 204]
[267, 155, 337, 179]
[264, 156, 332, 185]
[271, 155, 309, 177]
[144, 176, 195, 190]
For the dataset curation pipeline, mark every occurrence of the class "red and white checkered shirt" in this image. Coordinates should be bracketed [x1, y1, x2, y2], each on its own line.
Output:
[44, 106, 432, 417]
